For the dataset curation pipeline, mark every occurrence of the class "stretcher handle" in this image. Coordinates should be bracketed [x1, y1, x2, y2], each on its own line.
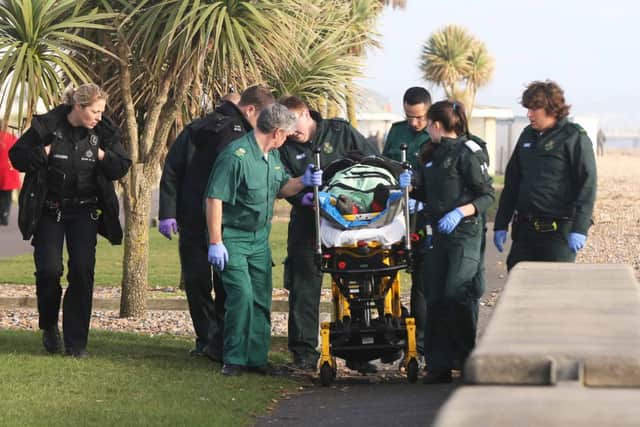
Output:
[400, 144, 412, 252]
[313, 148, 322, 255]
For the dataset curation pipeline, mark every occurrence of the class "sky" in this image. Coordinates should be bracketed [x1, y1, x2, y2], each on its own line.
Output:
[358, 0, 640, 129]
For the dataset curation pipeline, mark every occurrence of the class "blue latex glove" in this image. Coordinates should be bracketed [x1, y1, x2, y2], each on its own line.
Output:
[158, 218, 178, 239]
[437, 208, 464, 234]
[407, 198, 416, 213]
[494, 230, 508, 253]
[301, 192, 314, 207]
[302, 164, 323, 187]
[568, 232, 586, 253]
[399, 170, 412, 189]
[208, 243, 229, 271]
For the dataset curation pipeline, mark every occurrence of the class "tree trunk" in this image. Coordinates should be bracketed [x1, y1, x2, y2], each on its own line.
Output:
[345, 81, 358, 128]
[119, 164, 153, 317]
[327, 101, 339, 119]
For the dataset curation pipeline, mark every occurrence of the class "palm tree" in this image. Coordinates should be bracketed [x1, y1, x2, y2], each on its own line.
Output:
[89, 0, 294, 317]
[420, 25, 494, 116]
[0, 0, 114, 130]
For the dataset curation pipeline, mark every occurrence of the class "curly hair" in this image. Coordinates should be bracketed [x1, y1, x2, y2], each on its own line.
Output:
[521, 80, 570, 119]
[62, 83, 108, 107]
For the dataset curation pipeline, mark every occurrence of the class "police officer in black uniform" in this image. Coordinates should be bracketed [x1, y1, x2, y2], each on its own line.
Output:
[278, 96, 379, 373]
[405, 100, 494, 384]
[158, 85, 275, 358]
[493, 80, 597, 270]
[10, 84, 131, 357]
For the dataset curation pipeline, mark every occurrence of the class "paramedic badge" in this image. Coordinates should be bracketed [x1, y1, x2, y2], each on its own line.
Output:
[322, 141, 334, 154]
[85, 150, 93, 158]
[442, 157, 452, 168]
[89, 134, 98, 146]
[544, 140, 555, 151]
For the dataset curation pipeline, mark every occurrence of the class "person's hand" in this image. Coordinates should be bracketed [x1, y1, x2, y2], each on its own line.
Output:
[302, 164, 322, 187]
[44, 145, 51, 155]
[408, 198, 416, 213]
[568, 232, 586, 253]
[399, 170, 412, 189]
[494, 230, 508, 252]
[437, 208, 464, 234]
[208, 243, 229, 271]
[98, 148, 105, 160]
[301, 192, 314, 207]
[158, 218, 178, 239]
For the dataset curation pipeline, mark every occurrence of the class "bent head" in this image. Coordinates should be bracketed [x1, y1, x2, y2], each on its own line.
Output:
[426, 100, 468, 143]
[279, 96, 316, 143]
[256, 103, 298, 150]
[64, 83, 108, 129]
[238, 85, 276, 129]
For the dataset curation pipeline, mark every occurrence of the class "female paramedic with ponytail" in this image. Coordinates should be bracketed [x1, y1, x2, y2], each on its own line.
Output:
[10, 83, 131, 358]
[399, 100, 494, 384]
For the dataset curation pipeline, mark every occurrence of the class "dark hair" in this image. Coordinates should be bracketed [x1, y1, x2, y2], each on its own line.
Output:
[403, 87, 431, 106]
[421, 100, 469, 163]
[521, 80, 570, 119]
[278, 95, 309, 113]
[238, 85, 275, 111]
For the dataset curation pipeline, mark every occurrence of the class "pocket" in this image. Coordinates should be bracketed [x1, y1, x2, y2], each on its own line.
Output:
[245, 180, 267, 205]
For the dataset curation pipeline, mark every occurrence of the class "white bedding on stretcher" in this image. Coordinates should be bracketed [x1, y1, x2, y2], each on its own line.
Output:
[319, 215, 406, 247]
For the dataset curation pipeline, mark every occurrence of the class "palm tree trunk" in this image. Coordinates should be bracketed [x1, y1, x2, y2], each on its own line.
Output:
[327, 101, 339, 119]
[345, 80, 358, 127]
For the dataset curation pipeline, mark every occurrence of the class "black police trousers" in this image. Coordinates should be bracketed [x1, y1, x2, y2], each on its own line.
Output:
[0, 190, 12, 225]
[178, 229, 225, 352]
[33, 206, 98, 351]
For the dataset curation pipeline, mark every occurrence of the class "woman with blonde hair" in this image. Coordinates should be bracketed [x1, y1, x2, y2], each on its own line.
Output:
[10, 83, 131, 357]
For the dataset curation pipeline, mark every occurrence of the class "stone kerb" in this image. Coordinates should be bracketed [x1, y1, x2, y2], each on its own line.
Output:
[464, 262, 640, 387]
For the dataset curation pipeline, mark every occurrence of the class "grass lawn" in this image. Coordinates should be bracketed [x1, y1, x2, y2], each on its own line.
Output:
[0, 222, 293, 288]
[0, 329, 296, 427]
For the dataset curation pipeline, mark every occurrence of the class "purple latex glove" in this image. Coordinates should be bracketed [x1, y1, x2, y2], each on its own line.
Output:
[301, 192, 314, 207]
[208, 243, 229, 271]
[158, 218, 178, 239]
[302, 164, 323, 187]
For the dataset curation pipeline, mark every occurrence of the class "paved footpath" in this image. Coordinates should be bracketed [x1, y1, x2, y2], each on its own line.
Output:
[255, 229, 510, 427]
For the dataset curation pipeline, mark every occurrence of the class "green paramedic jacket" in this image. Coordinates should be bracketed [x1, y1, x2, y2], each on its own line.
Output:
[494, 118, 597, 235]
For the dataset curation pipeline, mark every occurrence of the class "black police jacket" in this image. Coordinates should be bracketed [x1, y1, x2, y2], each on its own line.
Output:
[158, 101, 250, 236]
[9, 105, 131, 244]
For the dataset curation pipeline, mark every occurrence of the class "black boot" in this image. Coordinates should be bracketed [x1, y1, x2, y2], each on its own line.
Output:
[42, 325, 62, 354]
[422, 370, 452, 384]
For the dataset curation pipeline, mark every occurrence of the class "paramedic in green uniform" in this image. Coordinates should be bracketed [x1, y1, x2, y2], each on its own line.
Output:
[382, 86, 431, 358]
[205, 104, 322, 376]
[493, 80, 597, 270]
[278, 96, 379, 373]
[403, 100, 494, 384]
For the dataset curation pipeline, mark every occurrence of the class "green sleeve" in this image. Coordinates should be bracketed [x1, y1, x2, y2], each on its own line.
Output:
[462, 151, 495, 215]
[206, 150, 241, 204]
[382, 126, 398, 158]
[570, 133, 597, 235]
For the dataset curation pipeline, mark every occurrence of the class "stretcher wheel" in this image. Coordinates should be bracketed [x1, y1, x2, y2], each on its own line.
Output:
[320, 362, 334, 387]
[406, 358, 418, 383]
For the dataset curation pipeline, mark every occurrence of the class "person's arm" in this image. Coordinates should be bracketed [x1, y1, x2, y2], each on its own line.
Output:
[159, 128, 191, 219]
[206, 197, 223, 244]
[461, 152, 495, 216]
[8, 128, 48, 173]
[494, 140, 522, 231]
[570, 132, 597, 235]
[97, 117, 131, 180]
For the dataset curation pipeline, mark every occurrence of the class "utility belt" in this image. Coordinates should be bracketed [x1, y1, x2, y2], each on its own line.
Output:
[44, 196, 99, 210]
[515, 213, 571, 233]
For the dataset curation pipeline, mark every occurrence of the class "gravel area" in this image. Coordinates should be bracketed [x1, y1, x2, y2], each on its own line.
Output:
[1, 150, 637, 347]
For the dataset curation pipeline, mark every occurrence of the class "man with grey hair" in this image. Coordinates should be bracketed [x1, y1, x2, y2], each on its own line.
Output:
[205, 103, 322, 376]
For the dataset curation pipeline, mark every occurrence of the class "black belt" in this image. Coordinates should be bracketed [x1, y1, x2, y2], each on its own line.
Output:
[45, 196, 98, 209]
[516, 213, 571, 233]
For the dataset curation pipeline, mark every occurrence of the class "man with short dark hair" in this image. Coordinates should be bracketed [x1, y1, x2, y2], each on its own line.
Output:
[493, 80, 597, 270]
[158, 85, 275, 359]
[205, 104, 322, 376]
[382, 86, 432, 359]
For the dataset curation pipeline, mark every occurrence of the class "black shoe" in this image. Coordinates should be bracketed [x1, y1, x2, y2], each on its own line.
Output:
[221, 364, 245, 376]
[287, 356, 317, 372]
[42, 326, 61, 354]
[422, 370, 452, 384]
[247, 363, 290, 376]
[202, 344, 223, 363]
[65, 348, 89, 359]
[346, 360, 378, 374]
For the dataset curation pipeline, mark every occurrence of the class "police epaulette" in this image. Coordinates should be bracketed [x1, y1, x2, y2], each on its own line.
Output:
[464, 140, 482, 152]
